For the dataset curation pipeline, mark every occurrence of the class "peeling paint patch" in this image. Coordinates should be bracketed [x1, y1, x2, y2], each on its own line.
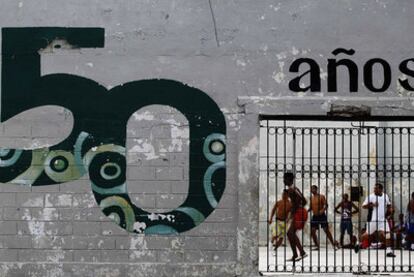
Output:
[396, 74, 413, 96]
[272, 61, 285, 84]
[272, 72, 285, 83]
[276, 52, 287, 60]
[22, 196, 43, 207]
[147, 213, 175, 222]
[226, 113, 241, 131]
[130, 140, 159, 160]
[269, 3, 280, 11]
[167, 119, 189, 152]
[132, 111, 155, 121]
[291, 46, 299, 55]
[171, 238, 184, 249]
[260, 44, 268, 52]
[238, 136, 258, 184]
[47, 251, 65, 263]
[45, 194, 72, 207]
[320, 68, 328, 81]
[129, 236, 148, 249]
[236, 59, 246, 67]
[237, 226, 256, 265]
[321, 100, 330, 111]
[27, 220, 46, 247]
[133, 221, 147, 233]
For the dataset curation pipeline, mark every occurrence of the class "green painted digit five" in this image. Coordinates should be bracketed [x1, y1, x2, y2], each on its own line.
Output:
[0, 28, 226, 234]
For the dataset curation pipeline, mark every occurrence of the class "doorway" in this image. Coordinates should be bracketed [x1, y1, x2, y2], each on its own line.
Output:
[259, 117, 414, 274]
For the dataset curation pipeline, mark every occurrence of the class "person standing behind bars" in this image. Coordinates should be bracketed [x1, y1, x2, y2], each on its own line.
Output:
[309, 185, 340, 250]
[354, 183, 395, 257]
[405, 192, 414, 250]
[335, 193, 359, 247]
[284, 172, 308, 262]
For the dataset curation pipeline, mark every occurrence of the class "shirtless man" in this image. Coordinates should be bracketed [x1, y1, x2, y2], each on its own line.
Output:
[354, 183, 395, 258]
[284, 172, 308, 262]
[309, 185, 339, 250]
[268, 189, 292, 250]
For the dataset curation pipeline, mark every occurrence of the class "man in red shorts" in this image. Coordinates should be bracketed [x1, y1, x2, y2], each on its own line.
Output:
[284, 172, 308, 262]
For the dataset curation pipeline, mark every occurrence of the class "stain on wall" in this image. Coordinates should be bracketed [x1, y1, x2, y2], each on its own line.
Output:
[0, 27, 226, 235]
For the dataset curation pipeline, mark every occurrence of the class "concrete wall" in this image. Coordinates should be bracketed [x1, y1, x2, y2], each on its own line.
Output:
[0, 1, 413, 276]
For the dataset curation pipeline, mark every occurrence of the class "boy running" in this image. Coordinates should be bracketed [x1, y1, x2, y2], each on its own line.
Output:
[268, 189, 292, 250]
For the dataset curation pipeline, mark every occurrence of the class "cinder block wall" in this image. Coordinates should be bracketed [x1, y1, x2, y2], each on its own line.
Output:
[0, 1, 413, 276]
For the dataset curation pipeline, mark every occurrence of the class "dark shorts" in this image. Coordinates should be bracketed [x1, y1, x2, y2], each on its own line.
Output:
[311, 213, 328, 229]
[340, 220, 353, 235]
[407, 223, 414, 235]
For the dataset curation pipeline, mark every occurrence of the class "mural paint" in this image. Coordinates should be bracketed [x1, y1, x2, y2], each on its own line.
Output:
[0, 27, 226, 234]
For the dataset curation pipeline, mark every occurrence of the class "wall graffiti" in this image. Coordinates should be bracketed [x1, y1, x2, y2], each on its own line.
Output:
[0, 27, 226, 234]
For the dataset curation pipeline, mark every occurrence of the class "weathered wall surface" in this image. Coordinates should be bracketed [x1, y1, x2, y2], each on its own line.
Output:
[0, 0, 413, 276]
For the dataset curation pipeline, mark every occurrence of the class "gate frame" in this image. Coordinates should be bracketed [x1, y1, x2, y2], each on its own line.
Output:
[235, 96, 414, 276]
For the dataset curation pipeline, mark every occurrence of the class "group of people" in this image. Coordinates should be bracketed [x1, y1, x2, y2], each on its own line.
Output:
[268, 172, 414, 262]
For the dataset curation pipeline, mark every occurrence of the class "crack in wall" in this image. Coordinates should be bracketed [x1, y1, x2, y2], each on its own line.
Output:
[208, 0, 220, 47]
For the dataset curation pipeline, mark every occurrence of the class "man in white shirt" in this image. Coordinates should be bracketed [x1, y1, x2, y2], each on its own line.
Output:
[355, 183, 395, 257]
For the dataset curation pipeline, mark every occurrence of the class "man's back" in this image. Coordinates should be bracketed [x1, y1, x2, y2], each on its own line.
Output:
[287, 186, 306, 213]
[311, 194, 326, 215]
[276, 199, 291, 221]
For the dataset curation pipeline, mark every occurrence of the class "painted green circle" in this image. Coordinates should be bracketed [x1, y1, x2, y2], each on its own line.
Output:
[210, 140, 224, 154]
[203, 133, 225, 163]
[100, 162, 121, 180]
[50, 156, 69, 172]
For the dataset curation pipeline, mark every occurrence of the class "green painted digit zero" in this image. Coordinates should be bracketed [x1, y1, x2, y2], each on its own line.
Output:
[0, 27, 226, 234]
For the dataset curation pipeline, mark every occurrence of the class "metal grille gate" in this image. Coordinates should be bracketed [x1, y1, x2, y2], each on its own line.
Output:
[259, 118, 414, 274]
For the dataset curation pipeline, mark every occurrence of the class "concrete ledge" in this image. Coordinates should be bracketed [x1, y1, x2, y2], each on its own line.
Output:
[238, 96, 414, 117]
